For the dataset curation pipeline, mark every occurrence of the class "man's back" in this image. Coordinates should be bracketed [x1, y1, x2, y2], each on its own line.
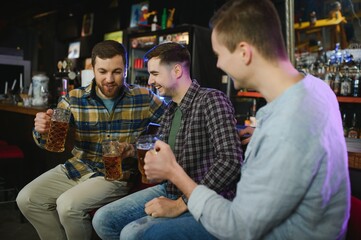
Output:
[236, 74, 350, 239]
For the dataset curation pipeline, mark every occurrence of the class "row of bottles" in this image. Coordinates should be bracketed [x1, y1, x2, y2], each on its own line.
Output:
[296, 42, 361, 97]
[343, 112, 360, 138]
[314, 65, 360, 97]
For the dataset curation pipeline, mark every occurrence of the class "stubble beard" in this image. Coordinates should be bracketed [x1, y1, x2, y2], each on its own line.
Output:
[99, 83, 121, 99]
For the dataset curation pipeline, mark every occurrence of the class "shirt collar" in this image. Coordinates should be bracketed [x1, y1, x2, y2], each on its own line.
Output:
[169, 79, 200, 113]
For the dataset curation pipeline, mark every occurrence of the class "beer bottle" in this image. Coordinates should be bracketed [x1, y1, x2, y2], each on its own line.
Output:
[348, 113, 359, 138]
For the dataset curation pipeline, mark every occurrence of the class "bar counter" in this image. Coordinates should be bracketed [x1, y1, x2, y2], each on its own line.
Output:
[0, 102, 46, 116]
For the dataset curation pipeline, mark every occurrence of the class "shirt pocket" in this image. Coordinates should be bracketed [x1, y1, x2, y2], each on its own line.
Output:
[75, 111, 100, 132]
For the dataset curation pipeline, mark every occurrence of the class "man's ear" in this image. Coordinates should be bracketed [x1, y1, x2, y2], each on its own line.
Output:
[239, 42, 252, 65]
[173, 64, 183, 78]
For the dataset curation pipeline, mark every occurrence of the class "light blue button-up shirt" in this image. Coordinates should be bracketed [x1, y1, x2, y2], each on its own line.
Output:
[189, 74, 350, 240]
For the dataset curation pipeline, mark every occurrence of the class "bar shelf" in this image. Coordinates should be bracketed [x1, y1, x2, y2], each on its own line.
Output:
[237, 91, 361, 103]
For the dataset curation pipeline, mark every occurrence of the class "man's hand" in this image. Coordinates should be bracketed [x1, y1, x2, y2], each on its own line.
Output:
[144, 140, 177, 181]
[119, 142, 135, 159]
[144, 140, 198, 200]
[34, 109, 53, 134]
[239, 126, 255, 145]
[144, 196, 187, 218]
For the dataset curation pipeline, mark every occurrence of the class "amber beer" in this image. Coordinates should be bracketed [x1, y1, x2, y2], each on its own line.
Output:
[137, 147, 151, 183]
[45, 121, 70, 152]
[136, 134, 158, 184]
[102, 140, 122, 181]
[103, 154, 122, 181]
[45, 108, 71, 152]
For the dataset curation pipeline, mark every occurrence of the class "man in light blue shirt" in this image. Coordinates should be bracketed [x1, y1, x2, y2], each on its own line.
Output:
[143, 0, 350, 239]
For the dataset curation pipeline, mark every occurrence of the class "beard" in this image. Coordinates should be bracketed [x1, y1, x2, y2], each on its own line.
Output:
[97, 82, 121, 99]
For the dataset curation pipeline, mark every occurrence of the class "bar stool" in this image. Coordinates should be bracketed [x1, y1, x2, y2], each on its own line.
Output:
[0, 142, 24, 205]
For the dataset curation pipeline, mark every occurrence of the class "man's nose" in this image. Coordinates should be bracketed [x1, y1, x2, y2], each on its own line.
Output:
[105, 73, 114, 83]
[148, 76, 154, 85]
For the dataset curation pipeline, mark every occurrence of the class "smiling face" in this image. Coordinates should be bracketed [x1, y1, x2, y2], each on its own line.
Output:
[94, 55, 126, 99]
[147, 57, 178, 98]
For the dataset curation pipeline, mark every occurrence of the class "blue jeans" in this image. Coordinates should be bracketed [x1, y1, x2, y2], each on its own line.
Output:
[125, 212, 216, 240]
[92, 183, 215, 240]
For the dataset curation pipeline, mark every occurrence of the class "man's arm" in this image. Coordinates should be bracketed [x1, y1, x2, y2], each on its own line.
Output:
[144, 142, 197, 199]
[198, 90, 242, 195]
[144, 196, 189, 218]
[146, 128, 323, 239]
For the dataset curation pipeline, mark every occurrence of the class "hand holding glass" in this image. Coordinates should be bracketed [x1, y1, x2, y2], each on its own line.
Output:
[45, 108, 71, 152]
[102, 140, 123, 181]
[136, 135, 160, 184]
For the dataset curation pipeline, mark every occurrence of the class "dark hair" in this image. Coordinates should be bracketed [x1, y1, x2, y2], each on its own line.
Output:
[144, 42, 191, 69]
[210, 0, 287, 61]
[91, 40, 128, 69]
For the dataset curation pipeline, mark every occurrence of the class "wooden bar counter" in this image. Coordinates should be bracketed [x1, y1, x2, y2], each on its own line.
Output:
[0, 102, 46, 116]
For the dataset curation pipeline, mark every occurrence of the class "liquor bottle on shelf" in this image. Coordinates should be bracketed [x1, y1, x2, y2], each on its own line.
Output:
[161, 8, 167, 30]
[151, 15, 158, 32]
[342, 113, 348, 137]
[353, 67, 360, 97]
[348, 113, 359, 138]
[324, 66, 332, 88]
[340, 67, 351, 96]
[333, 66, 341, 96]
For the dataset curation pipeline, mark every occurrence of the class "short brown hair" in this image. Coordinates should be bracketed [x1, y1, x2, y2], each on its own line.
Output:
[210, 0, 287, 61]
[144, 42, 191, 69]
[91, 40, 128, 69]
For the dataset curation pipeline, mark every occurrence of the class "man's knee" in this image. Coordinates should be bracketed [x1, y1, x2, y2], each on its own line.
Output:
[56, 193, 84, 223]
[120, 222, 137, 240]
[92, 207, 107, 230]
[16, 186, 31, 214]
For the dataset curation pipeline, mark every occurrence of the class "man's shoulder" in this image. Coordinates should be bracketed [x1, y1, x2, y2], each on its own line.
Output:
[197, 87, 228, 100]
[127, 84, 153, 96]
[68, 86, 90, 98]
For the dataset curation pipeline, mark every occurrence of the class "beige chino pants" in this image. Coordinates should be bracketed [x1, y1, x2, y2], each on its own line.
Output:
[16, 164, 129, 240]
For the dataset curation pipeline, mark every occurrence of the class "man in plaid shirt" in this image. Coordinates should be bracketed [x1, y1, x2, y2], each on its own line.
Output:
[16, 40, 165, 240]
[92, 42, 242, 239]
